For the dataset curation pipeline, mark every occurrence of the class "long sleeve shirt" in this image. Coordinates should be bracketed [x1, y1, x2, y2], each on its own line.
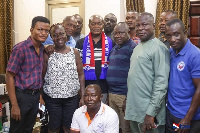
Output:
[125, 38, 170, 125]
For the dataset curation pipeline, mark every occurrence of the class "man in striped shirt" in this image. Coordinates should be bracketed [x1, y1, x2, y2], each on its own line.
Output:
[76, 15, 113, 104]
[106, 22, 137, 133]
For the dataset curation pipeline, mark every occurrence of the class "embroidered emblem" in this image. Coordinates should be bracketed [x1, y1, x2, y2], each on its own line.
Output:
[177, 61, 185, 71]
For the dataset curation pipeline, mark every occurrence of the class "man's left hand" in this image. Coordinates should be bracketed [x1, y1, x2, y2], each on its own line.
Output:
[175, 118, 191, 133]
[142, 115, 155, 132]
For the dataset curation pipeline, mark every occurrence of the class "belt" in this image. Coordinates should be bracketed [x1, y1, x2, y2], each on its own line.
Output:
[15, 87, 40, 95]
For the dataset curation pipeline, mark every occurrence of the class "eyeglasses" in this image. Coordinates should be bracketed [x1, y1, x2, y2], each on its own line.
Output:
[37, 28, 49, 34]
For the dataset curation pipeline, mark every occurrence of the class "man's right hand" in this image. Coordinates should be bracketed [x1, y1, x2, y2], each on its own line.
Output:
[11, 104, 21, 121]
[45, 45, 55, 55]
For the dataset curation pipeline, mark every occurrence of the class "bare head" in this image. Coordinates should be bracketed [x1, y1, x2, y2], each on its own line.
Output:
[136, 12, 155, 42]
[165, 18, 187, 53]
[113, 22, 130, 45]
[125, 10, 139, 30]
[84, 84, 103, 111]
[89, 15, 104, 35]
[159, 10, 178, 33]
[62, 16, 77, 36]
[104, 13, 117, 34]
[73, 14, 83, 34]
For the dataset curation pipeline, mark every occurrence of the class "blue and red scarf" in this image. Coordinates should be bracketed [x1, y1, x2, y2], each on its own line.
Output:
[82, 32, 112, 80]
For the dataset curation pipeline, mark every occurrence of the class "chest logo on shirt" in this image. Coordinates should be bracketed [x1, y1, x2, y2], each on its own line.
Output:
[177, 61, 185, 71]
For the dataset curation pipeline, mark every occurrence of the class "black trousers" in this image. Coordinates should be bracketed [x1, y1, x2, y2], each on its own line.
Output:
[9, 87, 40, 133]
[166, 108, 200, 133]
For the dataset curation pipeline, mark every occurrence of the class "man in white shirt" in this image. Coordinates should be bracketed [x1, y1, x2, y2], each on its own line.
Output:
[70, 84, 119, 133]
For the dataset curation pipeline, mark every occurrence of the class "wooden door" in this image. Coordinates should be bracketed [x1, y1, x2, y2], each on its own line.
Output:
[188, 1, 200, 48]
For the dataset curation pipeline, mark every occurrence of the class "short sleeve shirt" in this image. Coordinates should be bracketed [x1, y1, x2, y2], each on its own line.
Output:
[71, 103, 119, 133]
[167, 39, 200, 120]
[6, 36, 44, 90]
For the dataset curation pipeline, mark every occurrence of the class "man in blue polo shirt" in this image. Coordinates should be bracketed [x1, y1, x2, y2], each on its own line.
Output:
[43, 16, 76, 47]
[106, 22, 137, 133]
[165, 18, 200, 133]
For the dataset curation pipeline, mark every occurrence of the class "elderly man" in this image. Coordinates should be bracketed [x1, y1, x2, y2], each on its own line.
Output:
[125, 10, 140, 44]
[165, 19, 200, 133]
[159, 10, 177, 48]
[76, 15, 113, 103]
[124, 12, 170, 133]
[6, 16, 50, 133]
[73, 14, 85, 42]
[106, 22, 137, 133]
[103, 13, 117, 41]
[43, 16, 77, 47]
[70, 84, 119, 133]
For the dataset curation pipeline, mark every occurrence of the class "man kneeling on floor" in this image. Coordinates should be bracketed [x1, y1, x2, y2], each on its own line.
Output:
[70, 84, 119, 133]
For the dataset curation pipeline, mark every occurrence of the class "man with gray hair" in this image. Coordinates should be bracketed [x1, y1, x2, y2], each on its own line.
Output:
[76, 15, 113, 104]
[107, 22, 137, 133]
[124, 12, 170, 133]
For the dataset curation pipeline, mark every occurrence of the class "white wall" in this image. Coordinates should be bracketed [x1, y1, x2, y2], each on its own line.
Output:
[144, 0, 158, 22]
[13, 0, 157, 44]
[14, 0, 45, 44]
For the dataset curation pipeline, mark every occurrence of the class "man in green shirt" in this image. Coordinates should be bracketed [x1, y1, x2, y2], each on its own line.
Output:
[124, 12, 170, 133]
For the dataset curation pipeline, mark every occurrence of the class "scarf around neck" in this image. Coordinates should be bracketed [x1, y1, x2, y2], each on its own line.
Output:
[82, 32, 112, 80]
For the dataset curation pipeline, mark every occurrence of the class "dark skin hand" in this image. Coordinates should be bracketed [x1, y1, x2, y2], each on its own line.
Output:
[175, 78, 200, 133]
[142, 115, 156, 133]
[45, 45, 55, 55]
[74, 48, 85, 107]
[6, 71, 21, 121]
[42, 48, 85, 107]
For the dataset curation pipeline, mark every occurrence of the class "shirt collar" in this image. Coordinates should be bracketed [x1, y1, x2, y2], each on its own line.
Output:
[26, 36, 34, 48]
[116, 38, 132, 49]
[26, 36, 44, 50]
[82, 102, 105, 115]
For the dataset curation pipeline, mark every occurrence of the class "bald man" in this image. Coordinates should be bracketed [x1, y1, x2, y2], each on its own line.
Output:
[107, 22, 137, 133]
[70, 84, 119, 133]
[159, 10, 177, 48]
[43, 16, 77, 48]
[76, 15, 113, 103]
